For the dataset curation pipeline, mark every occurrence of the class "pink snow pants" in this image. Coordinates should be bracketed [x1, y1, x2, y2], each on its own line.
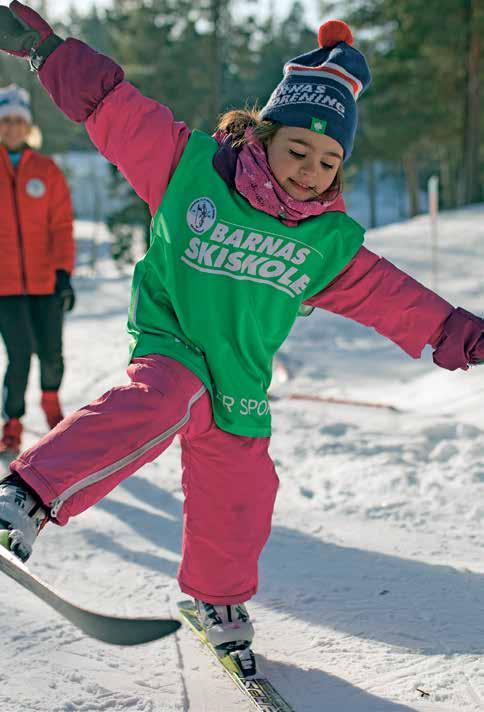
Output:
[11, 355, 279, 604]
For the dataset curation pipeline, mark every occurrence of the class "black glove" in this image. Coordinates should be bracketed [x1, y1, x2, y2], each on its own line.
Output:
[55, 270, 75, 313]
[0, 1, 63, 69]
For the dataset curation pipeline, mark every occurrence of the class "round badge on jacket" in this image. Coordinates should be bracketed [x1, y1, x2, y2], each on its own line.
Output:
[26, 178, 47, 199]
[187, 197, 217, 235]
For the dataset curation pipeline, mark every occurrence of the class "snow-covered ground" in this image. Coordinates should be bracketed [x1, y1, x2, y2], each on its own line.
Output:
[2, 206, 484, 711]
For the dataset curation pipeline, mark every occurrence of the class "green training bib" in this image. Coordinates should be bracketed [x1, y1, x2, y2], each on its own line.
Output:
[128, 130, 364, 436]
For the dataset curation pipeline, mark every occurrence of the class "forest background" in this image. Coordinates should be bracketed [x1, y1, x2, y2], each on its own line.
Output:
[0, 0, 481, 249]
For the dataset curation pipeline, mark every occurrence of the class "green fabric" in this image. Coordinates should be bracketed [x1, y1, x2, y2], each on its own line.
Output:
[128, 130, 364, 436]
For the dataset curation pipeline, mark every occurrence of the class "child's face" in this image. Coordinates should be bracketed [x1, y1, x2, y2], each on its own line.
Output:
[266, 126, 343, 201]
[0, 115, 30, 151]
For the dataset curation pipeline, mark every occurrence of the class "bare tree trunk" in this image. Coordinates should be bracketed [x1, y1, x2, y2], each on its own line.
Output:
[208, 0, 221, 127]
[439, 146, 456, 209]
[462, 0, 482, 205]
[208, 0, 230, 128]
[367, 160, 377, 228]
[402, 151, 420, 217]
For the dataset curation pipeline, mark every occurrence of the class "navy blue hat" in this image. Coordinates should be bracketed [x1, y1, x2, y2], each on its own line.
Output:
[259, 21, 371, 160]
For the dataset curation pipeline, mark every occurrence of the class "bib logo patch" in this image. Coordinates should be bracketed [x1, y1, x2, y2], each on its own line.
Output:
[187, 197, 217, 234]
[26, 178, 46, 199]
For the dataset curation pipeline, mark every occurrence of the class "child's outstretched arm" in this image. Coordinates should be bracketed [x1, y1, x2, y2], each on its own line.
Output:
[304, 246, 484, 371]
[0, 1, 190, 216]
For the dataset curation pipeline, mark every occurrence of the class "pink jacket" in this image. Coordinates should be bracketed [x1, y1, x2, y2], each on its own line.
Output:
[40, 39, 477, 367]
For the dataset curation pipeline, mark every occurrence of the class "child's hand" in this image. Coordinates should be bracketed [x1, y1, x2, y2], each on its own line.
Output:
[471, 339, 484, 365]
[433, 307, 484, 371]
[0, 0, 53, 59]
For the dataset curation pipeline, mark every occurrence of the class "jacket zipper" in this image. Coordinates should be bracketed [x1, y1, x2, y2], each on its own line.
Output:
[11, 174, 27, 293]
[50, 384, 207, 519]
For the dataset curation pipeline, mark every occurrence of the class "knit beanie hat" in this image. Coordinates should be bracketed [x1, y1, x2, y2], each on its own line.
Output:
[0, 84, 32, 124]
[259, 20, 371, 160]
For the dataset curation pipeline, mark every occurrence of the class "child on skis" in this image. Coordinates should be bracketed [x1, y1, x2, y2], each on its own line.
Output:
[0, 0, 483, 658]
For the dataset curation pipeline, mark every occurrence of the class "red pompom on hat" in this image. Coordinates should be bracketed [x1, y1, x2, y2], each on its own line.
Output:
[318, 20, 354, 48]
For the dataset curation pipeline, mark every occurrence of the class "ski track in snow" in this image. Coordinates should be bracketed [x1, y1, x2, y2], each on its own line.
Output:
[1, 210, 484, 710]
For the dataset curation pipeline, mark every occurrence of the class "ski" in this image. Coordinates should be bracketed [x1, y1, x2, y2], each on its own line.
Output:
[0, 543, 180, 645]
[178, 599, 295, 712]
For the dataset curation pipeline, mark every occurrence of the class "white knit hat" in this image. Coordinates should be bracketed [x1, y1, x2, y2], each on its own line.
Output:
[0, 84, 32, 124]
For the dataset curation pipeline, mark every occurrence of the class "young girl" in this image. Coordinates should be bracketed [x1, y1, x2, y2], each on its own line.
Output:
[0, 83, 75, 456]
[0, 1, 483, 658]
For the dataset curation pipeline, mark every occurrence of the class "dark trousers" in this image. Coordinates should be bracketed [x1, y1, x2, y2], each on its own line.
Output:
[0, 295, 64, 419]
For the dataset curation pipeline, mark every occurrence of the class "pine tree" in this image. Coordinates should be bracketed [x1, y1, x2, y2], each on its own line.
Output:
[333, 0, 482, 213]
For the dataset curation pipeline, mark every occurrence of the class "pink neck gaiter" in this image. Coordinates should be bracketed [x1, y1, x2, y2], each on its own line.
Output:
[234, 130, 345, 225]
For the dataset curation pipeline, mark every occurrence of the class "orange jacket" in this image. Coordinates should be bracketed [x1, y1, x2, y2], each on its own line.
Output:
[0, 145, 75, 296]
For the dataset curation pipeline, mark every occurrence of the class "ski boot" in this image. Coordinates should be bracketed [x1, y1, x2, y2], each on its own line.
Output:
[0, 473, 47, 562]
[195, 599, 257, 676]
[41, 391, 64, 430]
[0, 418, 22, 458]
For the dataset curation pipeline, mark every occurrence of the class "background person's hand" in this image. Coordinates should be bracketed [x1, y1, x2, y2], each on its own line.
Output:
[55, 270, 75, 313]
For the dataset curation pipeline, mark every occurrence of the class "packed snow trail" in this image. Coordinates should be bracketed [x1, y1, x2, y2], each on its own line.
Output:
[1, 210, 484, 710]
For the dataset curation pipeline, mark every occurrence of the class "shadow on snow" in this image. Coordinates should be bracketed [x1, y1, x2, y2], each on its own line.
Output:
[83, 475, 484, 658]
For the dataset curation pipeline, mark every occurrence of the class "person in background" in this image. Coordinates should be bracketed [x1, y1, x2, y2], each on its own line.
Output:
[0, 84, 75, 456]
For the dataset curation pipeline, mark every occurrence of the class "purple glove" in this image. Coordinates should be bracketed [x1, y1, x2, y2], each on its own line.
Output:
[472, 337, 484, 364]
[0, 1, 60, 69]
[9, 0, 53, 53]
[433, 307, 484, 371]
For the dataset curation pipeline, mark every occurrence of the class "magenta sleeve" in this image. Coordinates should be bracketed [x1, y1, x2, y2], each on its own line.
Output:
[304, 246, 453, 359]
[39, 39, 125, 122]
[85, 82, 190, 215]
[39, 38, 191, 215]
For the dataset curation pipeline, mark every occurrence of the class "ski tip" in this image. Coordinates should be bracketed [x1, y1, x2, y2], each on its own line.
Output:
[146, 618, 182, 642]
[160, 619, 182, 637]
[99, 617, 182, 646]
